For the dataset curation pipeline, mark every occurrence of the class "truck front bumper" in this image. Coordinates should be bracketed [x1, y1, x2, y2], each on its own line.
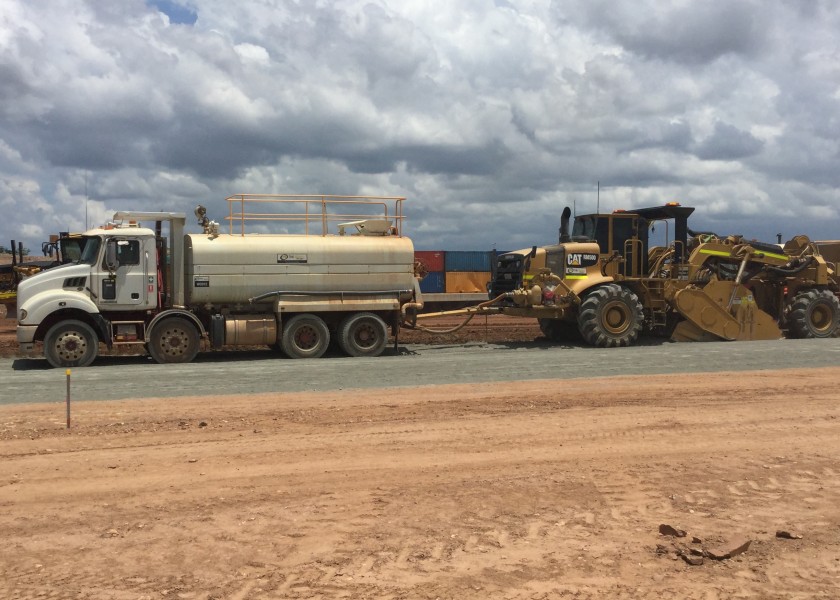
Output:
[17, 324, 37, 354]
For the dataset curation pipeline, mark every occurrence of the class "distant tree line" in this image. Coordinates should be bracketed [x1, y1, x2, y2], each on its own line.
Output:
[0, 245, 31, 256]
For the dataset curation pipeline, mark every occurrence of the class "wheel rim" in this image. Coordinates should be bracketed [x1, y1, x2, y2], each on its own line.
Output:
[54, 330, 89, 362]
[160, 326, 190, 357]
[602, 301, 631, 334]
[353, 322, 378, 349]
[810, 304, 832, 333]
[294, 325, 319, 350]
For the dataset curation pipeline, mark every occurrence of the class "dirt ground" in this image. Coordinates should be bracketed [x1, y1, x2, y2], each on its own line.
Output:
[2, 365, 840, 599]
[2, 312, 840, 598]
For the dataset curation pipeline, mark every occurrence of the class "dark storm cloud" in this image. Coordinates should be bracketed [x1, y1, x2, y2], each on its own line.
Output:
[620, 120, 694, 155]
[0, 0, 838, 251]
[694, 121, 764, 161]
[580, 1, 770, 64]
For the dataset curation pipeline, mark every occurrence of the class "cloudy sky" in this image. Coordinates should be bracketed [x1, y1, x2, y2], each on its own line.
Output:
[1, 0, 839, 254]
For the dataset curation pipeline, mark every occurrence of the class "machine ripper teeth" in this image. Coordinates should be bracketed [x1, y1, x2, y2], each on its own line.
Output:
[412, 204, 840, 347]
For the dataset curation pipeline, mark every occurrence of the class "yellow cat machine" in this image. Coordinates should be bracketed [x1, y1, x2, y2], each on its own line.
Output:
[405, 204, 839, 346]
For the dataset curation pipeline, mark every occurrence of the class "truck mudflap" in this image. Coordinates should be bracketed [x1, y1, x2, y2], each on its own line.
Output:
[91, 313, 113, 349]
[669, 280, 782, 341]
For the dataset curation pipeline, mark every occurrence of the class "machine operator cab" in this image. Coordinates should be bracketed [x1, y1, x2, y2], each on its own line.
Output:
[571, 203, 695, 278]
[489, 203, 696, 300]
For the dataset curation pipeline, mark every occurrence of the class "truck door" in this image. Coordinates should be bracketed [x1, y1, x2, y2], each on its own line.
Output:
[95, 236, 156, 309]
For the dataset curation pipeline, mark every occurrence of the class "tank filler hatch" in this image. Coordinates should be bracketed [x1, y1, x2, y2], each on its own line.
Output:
[337, 219, 394, 236]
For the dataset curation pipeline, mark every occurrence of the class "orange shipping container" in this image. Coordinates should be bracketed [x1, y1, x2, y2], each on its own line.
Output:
[445, 271, 490, 293]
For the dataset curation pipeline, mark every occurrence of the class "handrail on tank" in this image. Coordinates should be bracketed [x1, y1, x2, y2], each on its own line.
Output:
[224, 194, 406, 237]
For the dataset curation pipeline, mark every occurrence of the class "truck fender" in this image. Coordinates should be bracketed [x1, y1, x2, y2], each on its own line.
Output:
[146, 309, 206, 342]
[19, 289, 99, 328]
[570, 274, 615, 296]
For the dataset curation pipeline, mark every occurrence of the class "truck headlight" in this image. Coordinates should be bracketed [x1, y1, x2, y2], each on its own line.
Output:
[19, 309, 27, 320]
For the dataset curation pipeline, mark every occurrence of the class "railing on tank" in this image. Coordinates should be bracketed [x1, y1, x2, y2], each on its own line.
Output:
[224, 194, 406, 237]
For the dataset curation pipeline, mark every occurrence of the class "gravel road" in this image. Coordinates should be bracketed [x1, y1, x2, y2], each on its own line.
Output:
[3, 337, 839, 405]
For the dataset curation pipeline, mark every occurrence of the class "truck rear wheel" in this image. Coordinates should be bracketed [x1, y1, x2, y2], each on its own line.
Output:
[281, 314, 330, 359]
[148, 317, 200, 364]
[577, 284, 643, 348]
[44, 319, 99, 368]
[786, 289, 840, 338]
[338, 312, 388, 357]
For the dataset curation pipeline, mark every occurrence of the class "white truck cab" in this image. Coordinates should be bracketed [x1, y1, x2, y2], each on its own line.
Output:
[17, 214, 186, 368]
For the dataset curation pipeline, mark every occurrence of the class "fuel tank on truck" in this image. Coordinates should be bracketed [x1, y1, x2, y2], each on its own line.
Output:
[184, 233, 416, 305]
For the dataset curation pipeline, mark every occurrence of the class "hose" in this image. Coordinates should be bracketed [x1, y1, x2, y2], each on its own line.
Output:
[403, 313, 478, 334]
[764, 255, 815, 276]
[402, 293, 508, 335]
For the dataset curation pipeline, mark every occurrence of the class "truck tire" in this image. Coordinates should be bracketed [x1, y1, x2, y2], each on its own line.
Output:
[786, 289, 840, 338]
[44, 319, 99, 368]
[577, 284, 644, 348]
[281, 314, 330, 359]
[338, 312, 388, 357]
[538, 318, 581, 343]
[148, 317, 200, 364]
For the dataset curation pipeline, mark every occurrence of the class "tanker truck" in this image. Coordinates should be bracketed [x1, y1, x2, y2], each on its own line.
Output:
[16, 195, 418, 368]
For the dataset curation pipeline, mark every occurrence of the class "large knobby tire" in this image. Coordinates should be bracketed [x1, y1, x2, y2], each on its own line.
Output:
[577, 284, 644, 348]
[44, 319, 99, 368]
[281, 314, 330, 359]
[148, 317, 200, 364]
[786, 289, 840, 338]
[538, 318, 581, 343]
[338, 312, 388, 357]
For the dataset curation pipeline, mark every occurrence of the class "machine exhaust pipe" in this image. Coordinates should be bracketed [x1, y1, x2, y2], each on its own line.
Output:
[559, 206, 571, 243]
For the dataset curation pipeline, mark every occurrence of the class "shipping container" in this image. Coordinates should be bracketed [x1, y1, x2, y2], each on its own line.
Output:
[414, 250, 445, 273]
[419, 271, 445, 293]
[445, 271, 491, 293]
[444, 250, 493, 272]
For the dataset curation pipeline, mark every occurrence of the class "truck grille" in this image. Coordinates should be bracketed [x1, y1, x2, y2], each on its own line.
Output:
[489, 253, 524, 297]
[63, 276, 87, 288]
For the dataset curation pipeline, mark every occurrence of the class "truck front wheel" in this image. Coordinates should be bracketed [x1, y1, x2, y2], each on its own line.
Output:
[148, 317, 200, 364]
[44, 320, 99, 368]
[281, 314, 330, 359]
[338, 312, 388, 357]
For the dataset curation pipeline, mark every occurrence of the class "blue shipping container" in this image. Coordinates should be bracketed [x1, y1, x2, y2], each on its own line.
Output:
[444, 250, 493, 272]
[419, 271, 445, 293]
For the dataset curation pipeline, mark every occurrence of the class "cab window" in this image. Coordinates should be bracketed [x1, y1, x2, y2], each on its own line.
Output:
[545, 250, 565, 273]
[116, 240, 140, 265]
[103, 239, 141, 267]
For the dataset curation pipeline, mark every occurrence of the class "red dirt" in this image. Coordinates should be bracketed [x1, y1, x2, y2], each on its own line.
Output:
[2, 369, 839, 598]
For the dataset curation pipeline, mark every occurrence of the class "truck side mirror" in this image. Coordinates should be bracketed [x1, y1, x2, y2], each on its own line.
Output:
[105, 238, 119, 271]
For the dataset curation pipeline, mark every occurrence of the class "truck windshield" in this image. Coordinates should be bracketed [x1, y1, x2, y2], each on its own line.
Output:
[78, 236, 102, 265]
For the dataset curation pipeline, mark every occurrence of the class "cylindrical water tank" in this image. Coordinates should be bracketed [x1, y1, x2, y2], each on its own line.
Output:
[184, 234, 416, 305]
